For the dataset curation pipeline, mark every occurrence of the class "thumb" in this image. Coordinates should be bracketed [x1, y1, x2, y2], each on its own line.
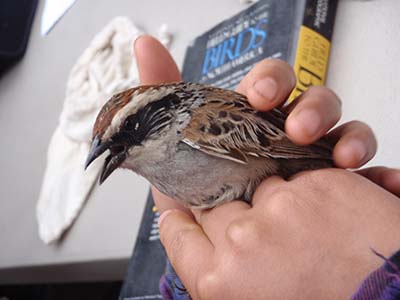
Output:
[134, 35, 181, 84]
[158, 209, 213, 293]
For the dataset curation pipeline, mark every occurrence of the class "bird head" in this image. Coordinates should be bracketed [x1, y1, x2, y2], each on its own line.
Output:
[85, 83, 190, 184]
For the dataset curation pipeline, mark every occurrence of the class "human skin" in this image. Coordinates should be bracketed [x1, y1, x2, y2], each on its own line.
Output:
[134, 35, 400, 300]
[159, 170, 400, 300]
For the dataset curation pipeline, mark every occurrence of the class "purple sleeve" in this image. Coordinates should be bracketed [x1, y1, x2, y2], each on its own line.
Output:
[159, 260, 191, 300]
[352, 250, 400, 300]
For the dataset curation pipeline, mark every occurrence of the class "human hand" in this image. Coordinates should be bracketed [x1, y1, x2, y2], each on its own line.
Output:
[158, 169, 400, 300]
[134, 35, 399, 212]
[134, 35, 400, 300]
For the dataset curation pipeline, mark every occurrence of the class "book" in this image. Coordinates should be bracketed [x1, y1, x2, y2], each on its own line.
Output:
[119, 0, 338, 299]
[182, 0, 337, 100]
[119, 193, 165, 299]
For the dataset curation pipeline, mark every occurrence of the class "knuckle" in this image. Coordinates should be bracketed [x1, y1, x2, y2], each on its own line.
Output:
[196, 270, 221, 300]
[225, 218, 261, 252]
[263, 188, 297, 219]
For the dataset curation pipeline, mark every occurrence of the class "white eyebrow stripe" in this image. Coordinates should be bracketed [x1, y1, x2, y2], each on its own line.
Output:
[102, 86, 175, 140]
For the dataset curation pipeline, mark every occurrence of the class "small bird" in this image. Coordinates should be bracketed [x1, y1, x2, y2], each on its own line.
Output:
[85, 82, 333, 209]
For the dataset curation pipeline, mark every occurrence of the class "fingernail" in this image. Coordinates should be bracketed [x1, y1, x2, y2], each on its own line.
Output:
[294, 109, 321, 137]
[158, 209, 173, 228]
[346, 138, 368, 163]
[253, 77, 278, 102]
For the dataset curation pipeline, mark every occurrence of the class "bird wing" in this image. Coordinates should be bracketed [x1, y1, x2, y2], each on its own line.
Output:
[182, 87, 332, 164]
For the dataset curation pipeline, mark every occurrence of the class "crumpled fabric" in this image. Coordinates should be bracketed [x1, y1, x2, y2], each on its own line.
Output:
[37, 17, 143, 244]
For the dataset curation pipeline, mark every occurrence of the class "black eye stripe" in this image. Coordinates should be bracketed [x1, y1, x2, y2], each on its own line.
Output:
[118, 93, 180, 145]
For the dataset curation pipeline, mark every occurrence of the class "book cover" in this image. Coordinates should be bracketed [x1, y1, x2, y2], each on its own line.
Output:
[119, 1, 337, 299]
[119, 193, 165, 300]
[182, 0, 337, 99]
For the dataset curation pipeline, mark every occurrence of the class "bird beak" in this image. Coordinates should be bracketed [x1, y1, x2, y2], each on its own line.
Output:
[85, 136, 107, 170]
[85, 135, 127, 184]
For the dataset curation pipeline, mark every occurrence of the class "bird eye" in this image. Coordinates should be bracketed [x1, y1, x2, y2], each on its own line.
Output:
[124, 117, 139, 131]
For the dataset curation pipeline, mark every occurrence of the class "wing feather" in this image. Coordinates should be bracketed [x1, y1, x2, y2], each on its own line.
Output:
[182, 86, 332, 163]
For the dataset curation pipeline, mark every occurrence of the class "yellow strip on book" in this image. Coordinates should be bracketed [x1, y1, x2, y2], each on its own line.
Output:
[289, 25, 331, 102]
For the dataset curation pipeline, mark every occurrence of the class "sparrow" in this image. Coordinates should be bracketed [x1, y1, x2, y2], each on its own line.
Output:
[85, 82, 333, 209]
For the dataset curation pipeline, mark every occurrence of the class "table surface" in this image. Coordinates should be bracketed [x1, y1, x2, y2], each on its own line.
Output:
[0, 0, 399, 284]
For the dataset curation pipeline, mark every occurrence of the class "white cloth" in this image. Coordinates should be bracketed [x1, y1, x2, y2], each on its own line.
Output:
[36, 128, 103, 242]
[37, 17, 142, 244]
[157, 23, 173, 49]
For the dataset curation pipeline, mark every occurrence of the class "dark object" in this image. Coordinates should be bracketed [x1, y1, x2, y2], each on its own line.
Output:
[119, 193, 167, 299]
[0, 0, 38, 74]
[0, 281, 122, 300]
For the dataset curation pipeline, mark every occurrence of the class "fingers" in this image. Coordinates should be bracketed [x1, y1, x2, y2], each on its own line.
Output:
[285, 86, 342, 145]
[158, 209, 213, 295]
[192, 200, 250, 243]
[283, 87, 376, 169]
[236, 59, 296, 111]
[328, 121, 377, 169]
[251, 176, 286, 207]
[236, 60, 341, 152]
[357, 167, 400, 197]
[134, 35, 181, 84]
